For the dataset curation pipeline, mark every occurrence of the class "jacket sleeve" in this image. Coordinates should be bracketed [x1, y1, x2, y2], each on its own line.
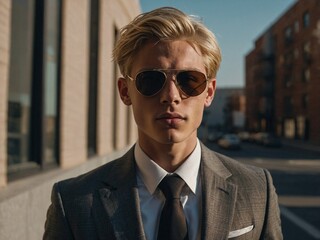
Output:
[43, 183, 74, 240]
[260, 169, 283, 240]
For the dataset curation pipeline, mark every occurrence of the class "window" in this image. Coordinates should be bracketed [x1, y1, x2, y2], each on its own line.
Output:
[297, 116, 306, 139]
[294, 48, 299, 59]
[284, 75, 293, 88]
[7, 0, 35, 171]
[284, 96, 293, 115]
[284, 119, 295, 139]
[303, 11, 310, 28]
[41, 0, 61, 165]
[87, 0, 100, 156]
[302, 68, 310, 82]
[7, 0, 61, 179]
[302, 94, 309, 109]
[284, 51, 294, 67]
[294, 20, 299, 33]
[303, 41, 311, 63]
[279, 54, 284, 65]
[303, 41, 310, 53]
[113, 27, 119, 149]
[284, 26, 293, 43]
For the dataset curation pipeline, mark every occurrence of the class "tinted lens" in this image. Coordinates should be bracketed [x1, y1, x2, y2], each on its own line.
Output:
[135, 71, 166, 96]
[176, 71, 207, 96]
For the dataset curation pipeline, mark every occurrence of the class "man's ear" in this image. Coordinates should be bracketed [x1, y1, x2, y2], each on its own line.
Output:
[118, 77, 132, 105]
[204, 79, 216, 107]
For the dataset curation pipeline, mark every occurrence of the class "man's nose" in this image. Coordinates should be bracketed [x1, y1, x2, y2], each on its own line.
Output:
[159, 77, 182, 104]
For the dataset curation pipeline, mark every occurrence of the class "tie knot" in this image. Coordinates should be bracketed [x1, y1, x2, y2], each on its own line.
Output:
[159, 175, 185, 199]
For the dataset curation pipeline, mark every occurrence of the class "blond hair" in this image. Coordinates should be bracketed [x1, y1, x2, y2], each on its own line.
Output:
[113, 7, 221, 78]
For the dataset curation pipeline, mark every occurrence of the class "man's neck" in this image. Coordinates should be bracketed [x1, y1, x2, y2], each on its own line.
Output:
[138, 137, 198, 172]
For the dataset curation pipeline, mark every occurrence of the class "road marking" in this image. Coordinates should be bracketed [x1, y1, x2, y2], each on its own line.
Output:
[279, 196, 320, 207]
[238, 158, 320, 173]
[255, 158, 264, 162]
[288, 160, 320, 166]
[280, 206, 320, 239]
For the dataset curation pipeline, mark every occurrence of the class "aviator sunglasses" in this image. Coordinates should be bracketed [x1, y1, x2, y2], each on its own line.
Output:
[127, 69, 209, 97]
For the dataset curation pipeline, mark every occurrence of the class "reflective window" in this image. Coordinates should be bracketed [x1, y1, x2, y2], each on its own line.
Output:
[294, 20, 299, 33]
[303, 11, 310, 28]
[303, 41, 311, 63]
[87, 0, 99, 156]
[113, 27, 119, 149]
[7, 0, 36, 173]
[7, 0, 61, 178]
[284, 26, 293, 43]
[302, 94, 309, 109]
[43, 0, 61, 164]
[302, 68, 310, 82]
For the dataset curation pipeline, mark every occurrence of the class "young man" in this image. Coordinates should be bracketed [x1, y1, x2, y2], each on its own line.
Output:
[44, 7, 282, 240]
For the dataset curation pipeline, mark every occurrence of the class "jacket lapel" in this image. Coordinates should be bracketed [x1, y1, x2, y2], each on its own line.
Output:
[200, 144, 238, 240]
[93, 147, 146, 240]
[92, 143, 237, 239]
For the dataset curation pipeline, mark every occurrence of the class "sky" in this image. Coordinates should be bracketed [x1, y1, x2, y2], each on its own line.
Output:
[139, 0, 297, 88]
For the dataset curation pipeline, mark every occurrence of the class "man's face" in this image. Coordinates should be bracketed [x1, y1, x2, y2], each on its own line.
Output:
[118, 40, 216, 147]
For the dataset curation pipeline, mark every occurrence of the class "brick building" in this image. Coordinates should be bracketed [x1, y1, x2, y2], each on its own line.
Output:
[0, 0, 140, 239]
[246, 0, 320, 145]
[200, 88, 245, 141]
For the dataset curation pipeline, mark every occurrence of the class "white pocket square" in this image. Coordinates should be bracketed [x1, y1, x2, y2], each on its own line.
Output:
[228, 225, 254, 238]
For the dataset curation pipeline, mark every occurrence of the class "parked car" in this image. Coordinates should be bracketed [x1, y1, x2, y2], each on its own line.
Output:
[207, 131, 223, 142]
[238, 131, 250, 142]
[248, 132, 263, 143]
[217, 134, 241, 150]
[260, 133, 282, 147]
[250, 132, 282, 147]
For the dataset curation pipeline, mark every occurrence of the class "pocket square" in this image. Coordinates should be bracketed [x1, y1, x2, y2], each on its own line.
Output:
[228, 225, 254, 238]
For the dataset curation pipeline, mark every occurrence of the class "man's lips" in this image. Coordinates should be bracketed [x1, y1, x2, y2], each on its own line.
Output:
[156, 113, 186, 125]
[156, 112, 185, 120]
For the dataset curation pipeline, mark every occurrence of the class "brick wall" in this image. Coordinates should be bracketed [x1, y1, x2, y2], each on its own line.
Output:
[59, 0, 90, 168]
[0, 0, 140, 238]
[98, 0, 139, 154]
[0, 0, 11, 187]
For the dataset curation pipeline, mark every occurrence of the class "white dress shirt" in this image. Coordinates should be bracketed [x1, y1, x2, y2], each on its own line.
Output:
[134, 139, 202, 240]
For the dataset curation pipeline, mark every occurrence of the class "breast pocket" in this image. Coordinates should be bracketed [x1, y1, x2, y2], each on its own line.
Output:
[228, 225, 254, 239]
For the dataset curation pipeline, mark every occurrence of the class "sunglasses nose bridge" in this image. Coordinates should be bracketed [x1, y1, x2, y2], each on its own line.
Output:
[163, 71, 179, 87]
[159, 71, 183, 100]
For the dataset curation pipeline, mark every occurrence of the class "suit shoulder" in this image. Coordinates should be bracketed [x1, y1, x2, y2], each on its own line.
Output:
[201, 143, 268, 183]
[218, 151, 264, 174]
[55, 148, 135, 195]
[217, 151, 270, 187]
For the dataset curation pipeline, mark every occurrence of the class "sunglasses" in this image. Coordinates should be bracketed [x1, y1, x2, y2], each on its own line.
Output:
[127, 69, 209, 97]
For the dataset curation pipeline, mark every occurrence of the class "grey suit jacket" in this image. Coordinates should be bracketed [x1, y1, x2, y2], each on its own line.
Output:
[43, 143, 283, 240]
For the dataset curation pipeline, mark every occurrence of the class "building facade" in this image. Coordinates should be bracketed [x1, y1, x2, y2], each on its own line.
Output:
[200, 87, 245, 141]
[0, 0, 140, 239]
[246, 0, 320, 145]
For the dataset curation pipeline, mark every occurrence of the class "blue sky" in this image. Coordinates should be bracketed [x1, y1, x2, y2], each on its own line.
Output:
[139, 0, 297, 88]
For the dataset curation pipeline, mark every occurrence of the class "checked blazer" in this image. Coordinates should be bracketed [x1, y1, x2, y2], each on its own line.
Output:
[43, 143, 282, 240]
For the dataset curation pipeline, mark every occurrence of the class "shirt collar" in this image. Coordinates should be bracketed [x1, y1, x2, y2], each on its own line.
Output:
[134, 139, 201, 195]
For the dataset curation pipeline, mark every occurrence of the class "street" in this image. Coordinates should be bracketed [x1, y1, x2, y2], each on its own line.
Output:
[204, 140, 320, 240]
